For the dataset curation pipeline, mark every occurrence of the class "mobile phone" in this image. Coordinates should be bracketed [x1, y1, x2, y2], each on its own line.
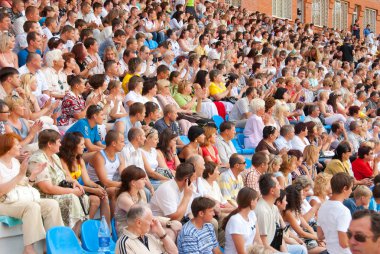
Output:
[187, 178, 192, 186]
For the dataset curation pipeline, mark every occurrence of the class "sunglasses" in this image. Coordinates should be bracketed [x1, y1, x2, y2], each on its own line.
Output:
[347, 231, 373, 243]
[238, 161, 246, 165]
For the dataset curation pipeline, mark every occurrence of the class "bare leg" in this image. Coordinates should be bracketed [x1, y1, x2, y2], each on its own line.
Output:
[106, 187, 117, 217]
[88, 195, 101, 219]
[23, 245, 37, 254]
[100, 195, 111, 226]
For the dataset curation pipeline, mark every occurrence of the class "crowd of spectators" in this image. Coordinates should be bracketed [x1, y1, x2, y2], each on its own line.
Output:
[1, 0, 380, 253]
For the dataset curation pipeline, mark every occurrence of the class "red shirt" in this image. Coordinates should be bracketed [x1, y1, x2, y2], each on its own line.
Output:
[352, 158, 373, 180]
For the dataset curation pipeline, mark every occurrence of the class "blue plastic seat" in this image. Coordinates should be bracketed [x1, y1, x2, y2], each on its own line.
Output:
[212, 115, 224, 130]
[81, 220, 115, 253]
[225, 114, 229, 121]
[179, 135, 190, 145]
[324, 125, 332, 133]
[47, 226, 95, 254]
[245, 158, 252, 169]
[236, 133, 255, 155]
[235, 127, 244, 133]
[111, 218, 118, 242]
[231, 139, 242, 154]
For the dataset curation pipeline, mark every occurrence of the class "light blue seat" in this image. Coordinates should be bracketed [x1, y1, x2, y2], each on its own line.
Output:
[212, 115, 224, 130]
[231, 139, 242, 154]
[179, 135, 190, 145]
[245, 158, 252, 169]
[324, 125, 332, 133]
[81, 220, 115, 253]
[236, 133, 255, 155]
[235, 127, 244, 133]
[111, 218, 118, 242]
[47, 226, 96, 254]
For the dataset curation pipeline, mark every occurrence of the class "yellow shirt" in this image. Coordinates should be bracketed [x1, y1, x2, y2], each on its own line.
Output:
[325, 159, 351, 175]
[70, 164, 82, 180]
[209, 82, 227, 96]
[122, 73, 140, 94]
[194, 45, 206, 56]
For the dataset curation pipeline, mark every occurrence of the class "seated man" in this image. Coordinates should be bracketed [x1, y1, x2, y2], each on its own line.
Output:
[218, 153, 245, 207]
[215, 121, 237, 167]
[177, 197, 222, 254]
[116, 204, 178, 254]
[66, 105, 105, 156]
[114, 102, 145, 144]
[87, 130, 125, 214]
[150, 163, 195, 222]
[343, 185, 372, 215]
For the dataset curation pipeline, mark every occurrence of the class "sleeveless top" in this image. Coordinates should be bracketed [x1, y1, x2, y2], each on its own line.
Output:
[70, 163, 82, 180]
[87, 150, 121, 182]
[9, 118, 29, 139]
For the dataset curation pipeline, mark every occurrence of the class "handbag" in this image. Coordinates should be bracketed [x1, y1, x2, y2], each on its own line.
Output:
[58, 180, 89, 216]
[0, 184, 40, 204]
[270, 222, 284, 251]
[156, 167, 174, 179]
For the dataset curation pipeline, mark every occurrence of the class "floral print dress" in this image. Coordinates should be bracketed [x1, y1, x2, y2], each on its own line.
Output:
[29, 150, 89, 227]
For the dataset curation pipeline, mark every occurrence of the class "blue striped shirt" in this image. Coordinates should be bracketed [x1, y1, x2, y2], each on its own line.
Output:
[177, 221, 218, 254]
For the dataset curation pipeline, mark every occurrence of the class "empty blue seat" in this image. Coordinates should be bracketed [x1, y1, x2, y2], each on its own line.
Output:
[324, 125, 332, 133]
[47, 226, 95, 254]
[111, 218, 118, 242]
[231, 139, 242, 154]
[212, 115, 224, 130]
[81, 220, 115, 253]
[179, 135, 190, 145]
[236, 133, 255, 155]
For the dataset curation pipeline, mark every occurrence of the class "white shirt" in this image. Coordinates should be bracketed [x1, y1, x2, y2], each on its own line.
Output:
[122, 143, 145, 170]
[42, 27, 53, 40]
[0, 158, 20, 184]
[150, 179, 193, 217]
[318, 200, 352, 254]
[123, 91, 145, 114]
[199, 178, 227, 204]
[275, 136, 292, 151]
[225, 211, 257, 254]
[290, 135, 310, 152]
[141, 148, 158, 170]
[14, 32, 27, 54]
[41, 67, 69, 96]
[18, 65, 49, 97]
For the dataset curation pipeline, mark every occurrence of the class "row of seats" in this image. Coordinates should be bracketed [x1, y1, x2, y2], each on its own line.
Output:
[47, 219, 118, 254]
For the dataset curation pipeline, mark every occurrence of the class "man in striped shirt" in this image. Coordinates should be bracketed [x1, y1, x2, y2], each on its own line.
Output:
[177, 197, 222, 254]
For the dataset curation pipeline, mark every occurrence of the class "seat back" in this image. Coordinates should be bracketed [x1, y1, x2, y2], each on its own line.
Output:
[81, 220, 115, 252]
[212, 115, 224, 130]
[111, 218, 118, 243]
[236, 133, 245, 148]
[46, 226, 83, 254]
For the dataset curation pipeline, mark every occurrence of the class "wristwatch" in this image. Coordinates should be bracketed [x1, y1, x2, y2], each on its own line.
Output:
[166, 221, 172, 228]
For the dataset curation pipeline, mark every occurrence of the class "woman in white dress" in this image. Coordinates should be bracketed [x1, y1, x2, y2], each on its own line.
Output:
[123, 76, 145, 114]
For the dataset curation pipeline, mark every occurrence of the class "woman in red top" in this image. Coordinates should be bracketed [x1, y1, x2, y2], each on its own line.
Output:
[201, 125, 226, 167]
[352, 146, 380, 181]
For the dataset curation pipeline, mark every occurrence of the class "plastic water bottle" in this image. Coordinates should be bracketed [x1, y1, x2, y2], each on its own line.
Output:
[98, 216, 110, 254]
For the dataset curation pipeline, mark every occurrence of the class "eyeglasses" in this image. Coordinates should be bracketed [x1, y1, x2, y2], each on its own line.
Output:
[0, 111, 10, 114]
[238, 161, 246, 165]
[347, 231, 373, 243]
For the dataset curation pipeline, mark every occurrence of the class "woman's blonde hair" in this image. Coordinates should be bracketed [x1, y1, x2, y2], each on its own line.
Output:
[202, 125, 217, 147]
[313, 173, 332, 197]
[20, 73, 36, 97]
[4, 95, 24, 111]
[268, 155, 282, 173]
[274, 104, 289, 126]
[303, 145, 319, 165]
[177, 80, 191, 94]
[0, 32, 14, 52]
[280, 154, 297, 175]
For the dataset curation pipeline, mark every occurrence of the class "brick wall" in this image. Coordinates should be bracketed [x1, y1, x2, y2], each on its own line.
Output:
[240, 0, 380, 34]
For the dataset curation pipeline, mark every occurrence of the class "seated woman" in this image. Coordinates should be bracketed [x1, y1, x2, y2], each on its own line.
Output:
[123, 75, 145, 114]
[255, 126, 282, 155]
[309, 173, 332, 208]
[288, 149, 308, 181]
[352, 145, 380, 181]
[20, 73, 59, 122]
[4, 96, 43, 148]
[325, 141, 352, 176]
[282, 185, 326, 254]
[201, 162, 235, 214]
[244, 98, 267, 149]
[121, 57, 142, 94]
[28, 129, 89, 235]
[276, 154, 298, 189]
[156, 129, 181, 173]
[290, 122, 310, 153]
[222, 187, 262, 254]
[114, 165, 181, 240]
[141, 128, 172, 189]
[173, 80, 203, 114]
[318, 91, 346, 125]
[193, 70, 219, 118]
[208, 69, 234, 113]
[0, 133, 63, 254]
[302, 145, 320, 181]
[58, 132, 111, 225]
[107, 80, 128, 121]
[179, 125, 205, 161]
[201, 125, 224, 166]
